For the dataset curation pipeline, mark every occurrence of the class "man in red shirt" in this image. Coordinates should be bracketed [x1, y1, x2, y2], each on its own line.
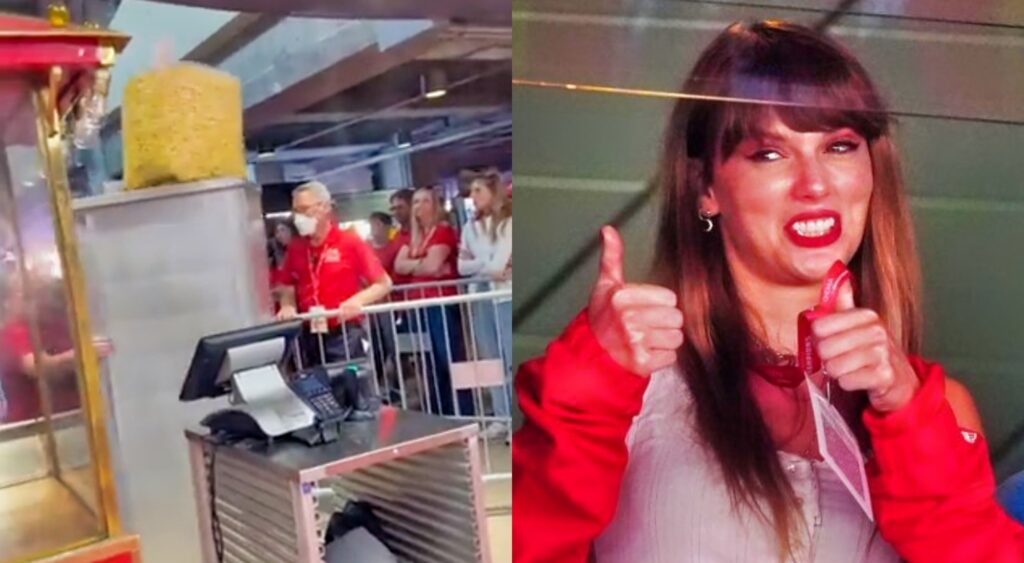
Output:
[387, 189, 414, 289]
[366, 210, 400, 388]
[368, 211, 399, 277]
[276, 181, 392, 367]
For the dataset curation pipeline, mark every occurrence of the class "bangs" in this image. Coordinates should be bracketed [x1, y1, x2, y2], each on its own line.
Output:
[685, 21, 891, 162]
[715, 100, 889, 161]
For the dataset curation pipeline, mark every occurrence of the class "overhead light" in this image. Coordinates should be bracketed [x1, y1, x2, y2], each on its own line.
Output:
[393, 131, 412, 149]
[422, 69, 448, 100]
[257, 150, 275, 160]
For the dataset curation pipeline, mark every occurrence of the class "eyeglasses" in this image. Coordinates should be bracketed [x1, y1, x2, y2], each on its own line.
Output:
[293, 201, 324, 215]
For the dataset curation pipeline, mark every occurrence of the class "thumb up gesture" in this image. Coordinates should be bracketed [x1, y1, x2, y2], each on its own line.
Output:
[588, 226, 684, 376]
[811, 277, 920, 412]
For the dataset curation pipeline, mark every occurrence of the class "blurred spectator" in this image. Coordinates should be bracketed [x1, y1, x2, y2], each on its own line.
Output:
[394, 187, 472, 416]
[388, 189, 414, 289]
[0, 276, 111, 423]
[269, 219, 298, 306]
[395, 187, 460, 298]
[368, 211, 398, 277]
[458, 168, 512, 283]
[366, 210, 400, 394]
[458, 169, 512, 438]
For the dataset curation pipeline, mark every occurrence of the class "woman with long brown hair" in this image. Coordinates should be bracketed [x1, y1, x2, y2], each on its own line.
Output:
[513, 20, 1022, 563]
[458, 168, 513, 438]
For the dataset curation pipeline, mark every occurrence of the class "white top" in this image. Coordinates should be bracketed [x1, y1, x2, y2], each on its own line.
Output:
[594, 368, 899, 563]
[458, 216, 512, 297]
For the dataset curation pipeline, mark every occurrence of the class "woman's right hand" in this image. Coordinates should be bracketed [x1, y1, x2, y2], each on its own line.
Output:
[588, 226, 684, 376]
[276, 304, 298, 321]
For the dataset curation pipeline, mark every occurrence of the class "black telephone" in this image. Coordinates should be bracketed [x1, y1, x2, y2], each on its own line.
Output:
[288, 368, 351, 424]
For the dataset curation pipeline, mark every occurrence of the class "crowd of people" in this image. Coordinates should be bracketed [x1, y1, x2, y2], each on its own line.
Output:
[0, 170, 512, 437]
[266, 169, 513, 435]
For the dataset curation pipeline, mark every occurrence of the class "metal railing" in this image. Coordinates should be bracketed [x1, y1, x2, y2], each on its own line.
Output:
[292, 278, 513, 492]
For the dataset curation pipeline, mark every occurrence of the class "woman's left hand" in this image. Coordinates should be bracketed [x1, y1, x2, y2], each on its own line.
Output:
[811, 281, 920, 413]
[492, 267, 511, 282]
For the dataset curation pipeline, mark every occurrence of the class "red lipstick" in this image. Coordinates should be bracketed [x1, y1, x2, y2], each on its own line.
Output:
[784, 210, 842, 248]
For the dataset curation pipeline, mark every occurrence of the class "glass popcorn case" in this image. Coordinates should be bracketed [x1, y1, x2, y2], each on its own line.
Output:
[0, 10, 135, 563]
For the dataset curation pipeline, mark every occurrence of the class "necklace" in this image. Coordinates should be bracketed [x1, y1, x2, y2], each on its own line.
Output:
[751, 345, 838, 461]
[752, 345, 833, 402]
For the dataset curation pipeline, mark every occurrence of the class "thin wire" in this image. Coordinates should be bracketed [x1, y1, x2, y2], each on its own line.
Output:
[512, 78, 1024, 127]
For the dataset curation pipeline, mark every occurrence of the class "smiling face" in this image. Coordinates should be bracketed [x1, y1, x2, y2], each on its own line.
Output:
[700, 115, 873, 286]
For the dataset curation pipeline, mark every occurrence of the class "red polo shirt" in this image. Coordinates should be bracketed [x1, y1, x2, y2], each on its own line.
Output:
[373, 241, 401, 281]
[388, 228, 412, 287]
[281, 225, 387, 322]
[405, 223, 459, 299]
[1, 317, 80, 422]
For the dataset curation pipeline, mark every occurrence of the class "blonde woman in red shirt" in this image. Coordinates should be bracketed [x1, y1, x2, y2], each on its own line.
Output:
[395, 186, 474, 416]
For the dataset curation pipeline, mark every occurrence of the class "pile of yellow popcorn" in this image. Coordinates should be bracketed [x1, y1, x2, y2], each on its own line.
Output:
[122, 63, 246, 190]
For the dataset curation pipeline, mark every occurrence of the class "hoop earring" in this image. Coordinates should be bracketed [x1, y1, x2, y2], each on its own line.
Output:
[699, 209, 715, 233]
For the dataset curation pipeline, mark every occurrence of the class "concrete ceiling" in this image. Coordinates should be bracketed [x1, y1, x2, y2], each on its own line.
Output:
[92, 1, 511, 193]
[143, 0, 510, 24]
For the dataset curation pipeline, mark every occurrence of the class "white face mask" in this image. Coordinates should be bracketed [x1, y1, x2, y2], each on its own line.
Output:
[293, 213, 318, 236]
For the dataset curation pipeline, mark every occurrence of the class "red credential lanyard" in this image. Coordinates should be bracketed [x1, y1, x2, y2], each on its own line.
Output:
[756, 260, 854, 388]
[307, 245, 328, 307]
[797, 260, 854, 377]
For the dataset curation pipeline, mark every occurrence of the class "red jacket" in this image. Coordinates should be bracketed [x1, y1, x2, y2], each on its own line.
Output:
[512, 311, 1024, 563]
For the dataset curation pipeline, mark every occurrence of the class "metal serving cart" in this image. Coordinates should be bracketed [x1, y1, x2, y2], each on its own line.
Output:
[185, 408, 491, 563]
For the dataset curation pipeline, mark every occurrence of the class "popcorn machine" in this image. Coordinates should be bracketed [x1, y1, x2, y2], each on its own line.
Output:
[0, 8, 137, 563]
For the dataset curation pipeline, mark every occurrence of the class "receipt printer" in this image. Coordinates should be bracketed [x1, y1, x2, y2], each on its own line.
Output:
[180, 321, 340, 443]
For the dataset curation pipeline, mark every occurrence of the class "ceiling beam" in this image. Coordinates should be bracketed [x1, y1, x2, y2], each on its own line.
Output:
[239, 21, 450, 130]
[248, 143, 386, 163]
[183, 12, 282, 65]
[257, 105, 506, 127]
[313, 117, 511, 180]
[143, 0, 510, 24]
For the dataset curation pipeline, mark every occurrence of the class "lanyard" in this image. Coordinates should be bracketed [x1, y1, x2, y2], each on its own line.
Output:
[307, 242, 330, 306]
[756, 261, 853, 388]
[412, 226, 437, 258]
[798, 260, 854, 377]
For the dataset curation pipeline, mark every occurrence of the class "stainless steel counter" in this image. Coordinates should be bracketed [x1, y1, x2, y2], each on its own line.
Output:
[186, 409, 477, 480]
[185, 408, 491, 563]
